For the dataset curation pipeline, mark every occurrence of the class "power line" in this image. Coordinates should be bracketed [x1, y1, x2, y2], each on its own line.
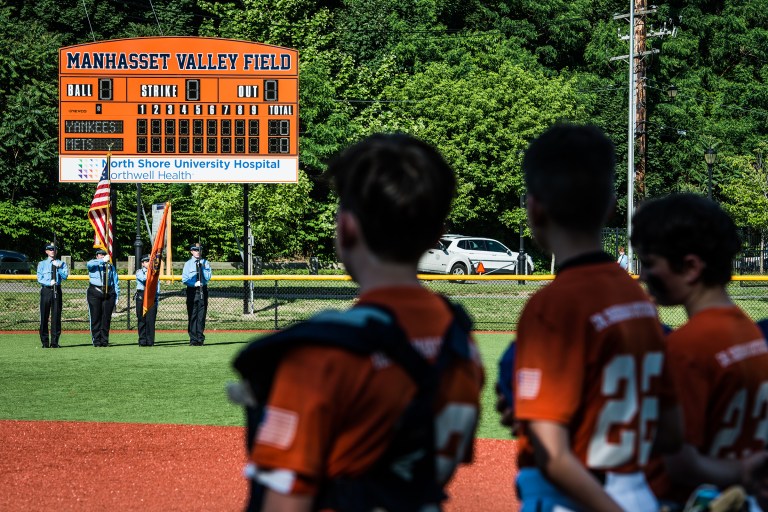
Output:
[80, 0, 96, 41]
[333, 99, 423, 104]
[147, 0, 164, 35]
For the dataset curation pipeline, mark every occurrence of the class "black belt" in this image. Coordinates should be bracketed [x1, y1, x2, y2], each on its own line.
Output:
[42, 285, 60, 289]
[590, 469, 606, 485]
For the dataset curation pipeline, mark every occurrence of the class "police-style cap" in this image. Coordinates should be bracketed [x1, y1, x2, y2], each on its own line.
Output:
[190, 244, 202, 251]
[141, 254, 150, 262]
[45, 244, 57, 251]
[95, 248, 107, 255]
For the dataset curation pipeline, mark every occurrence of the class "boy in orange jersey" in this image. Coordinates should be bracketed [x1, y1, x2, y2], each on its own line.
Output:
[231, 133, 484, 512]
[632, 193, 768, 511]
[508, 123, 680, 512]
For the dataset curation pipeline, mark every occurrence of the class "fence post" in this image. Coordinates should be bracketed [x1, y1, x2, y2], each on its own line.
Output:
[274, 279, 279, 330]
[126, 279, 131, 330]
[310, 257, 319, 275]
[254, 256, 262, 275]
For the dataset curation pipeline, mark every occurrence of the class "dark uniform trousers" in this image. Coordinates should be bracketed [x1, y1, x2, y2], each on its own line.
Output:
[39, 285, 63, 348]
[186, 286, 208, 345]
[135, 292, 157, 346]
[87, 285, 116, 346]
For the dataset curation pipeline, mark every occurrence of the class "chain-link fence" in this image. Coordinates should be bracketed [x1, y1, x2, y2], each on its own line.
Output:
[4, 274, 768, 332]
[601, 227, 768, 276]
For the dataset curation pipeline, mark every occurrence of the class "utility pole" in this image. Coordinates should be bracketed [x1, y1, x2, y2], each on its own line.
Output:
[635, 0, 648, 199]
[611, 1, 675, 272]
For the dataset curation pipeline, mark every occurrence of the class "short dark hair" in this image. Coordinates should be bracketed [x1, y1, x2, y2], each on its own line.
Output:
[631, 193, 740, 286]
[327, 133, 456, 263]
[523, 123, 616, 232]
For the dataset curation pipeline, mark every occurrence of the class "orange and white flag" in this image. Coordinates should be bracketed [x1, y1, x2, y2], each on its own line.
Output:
[143, 202, 170, 315]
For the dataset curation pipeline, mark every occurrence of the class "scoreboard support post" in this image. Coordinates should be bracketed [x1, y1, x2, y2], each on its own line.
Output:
[135, 183, 143, 272]
[243, 184, 254, 315]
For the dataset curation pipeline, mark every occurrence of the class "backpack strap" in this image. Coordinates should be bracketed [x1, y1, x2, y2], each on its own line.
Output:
[319, 299, 474, 511]
[233, 304, 432, 455]
[233, 304, 430, 401]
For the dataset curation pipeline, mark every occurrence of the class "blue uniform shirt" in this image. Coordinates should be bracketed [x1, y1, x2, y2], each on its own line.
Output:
[135, 267, 160, 299]
[86, 259, 120, 298]
[182, 257, 212, 287]
[36, 258, 69, 286]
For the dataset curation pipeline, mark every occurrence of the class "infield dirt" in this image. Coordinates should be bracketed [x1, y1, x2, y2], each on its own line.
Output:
[0, 420, 519, 511]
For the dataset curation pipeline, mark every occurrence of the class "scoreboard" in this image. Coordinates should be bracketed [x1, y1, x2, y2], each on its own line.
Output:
[58, 37, 299, 183]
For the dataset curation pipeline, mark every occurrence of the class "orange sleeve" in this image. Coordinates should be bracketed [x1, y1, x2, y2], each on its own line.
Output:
[514, 306, 585, 424]
[251, 347, 360, 495]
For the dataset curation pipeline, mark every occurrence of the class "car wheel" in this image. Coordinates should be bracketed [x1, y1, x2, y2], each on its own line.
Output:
[450, 263, 467, 275]
[449, 263, 468, 283]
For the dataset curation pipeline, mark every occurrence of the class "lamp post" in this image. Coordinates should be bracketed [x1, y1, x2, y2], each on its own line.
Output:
[134, 184, 143, 271]
[666, 85, 678, 100]
[517, 192, 527, 284]
[704, 147, 717, 200]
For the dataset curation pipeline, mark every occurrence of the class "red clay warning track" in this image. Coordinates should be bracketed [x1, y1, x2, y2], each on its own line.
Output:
[0, 420, 519, 511]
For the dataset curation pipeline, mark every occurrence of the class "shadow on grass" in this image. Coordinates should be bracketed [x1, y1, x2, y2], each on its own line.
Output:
[57, 339, 249, 348]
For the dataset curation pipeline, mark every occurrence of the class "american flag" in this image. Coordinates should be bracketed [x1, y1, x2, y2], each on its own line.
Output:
[87, 159, 112, 258]
[516, 368, 542, 399]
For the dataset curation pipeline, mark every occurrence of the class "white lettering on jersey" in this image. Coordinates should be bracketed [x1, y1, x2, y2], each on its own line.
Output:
[715, 339, 768, 368]
[587, 352, 663, 468]
[709, 382, 768, 457]
[412, 336, 441, 359]
[435, 403, 478, 483]
[371, 351, 391, 369]
[590, 301, 657, 332]
[369, 337, 443, 369]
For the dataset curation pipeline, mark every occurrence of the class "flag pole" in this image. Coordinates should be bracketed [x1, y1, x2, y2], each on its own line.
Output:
[104, 151, 112, 296]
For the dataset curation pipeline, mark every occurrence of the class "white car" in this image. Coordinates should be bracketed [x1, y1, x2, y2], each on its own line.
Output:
[417, 235, 534, 276]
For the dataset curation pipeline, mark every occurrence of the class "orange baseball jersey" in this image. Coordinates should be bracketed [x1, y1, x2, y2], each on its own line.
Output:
[250, 286, 485, 496]
[647, 306, 768, 503]
[514, 255, 672, 474]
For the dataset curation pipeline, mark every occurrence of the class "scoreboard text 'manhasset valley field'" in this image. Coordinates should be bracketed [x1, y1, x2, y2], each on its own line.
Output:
[59, 37, 299, 183]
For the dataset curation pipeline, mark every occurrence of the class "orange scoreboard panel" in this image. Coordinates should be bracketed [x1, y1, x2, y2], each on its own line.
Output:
[59, 37, 298, 183]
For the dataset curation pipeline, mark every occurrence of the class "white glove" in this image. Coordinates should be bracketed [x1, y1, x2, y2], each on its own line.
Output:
[103, 254, 110, 263]
[50, 279, 56, 286]
[52, 260, 62, 268]
[194, 281, 202, 287]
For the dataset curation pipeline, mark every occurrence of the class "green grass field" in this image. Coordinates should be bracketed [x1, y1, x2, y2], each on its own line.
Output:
[0, 332, 514, 440]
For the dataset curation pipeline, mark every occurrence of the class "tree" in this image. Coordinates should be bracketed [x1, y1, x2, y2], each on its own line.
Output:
[0, 3, 63, 204]
[349, 44, 585, 243]
[721, 147, 768, 271]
